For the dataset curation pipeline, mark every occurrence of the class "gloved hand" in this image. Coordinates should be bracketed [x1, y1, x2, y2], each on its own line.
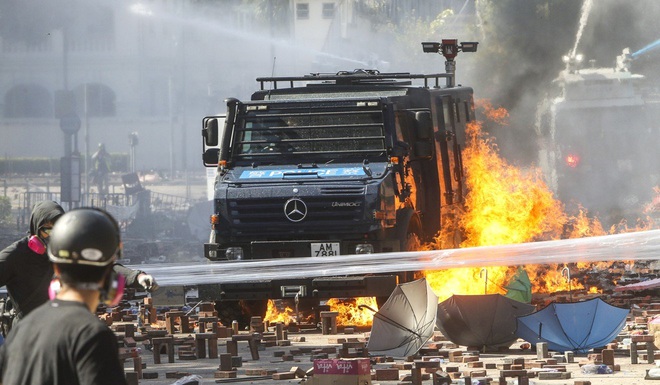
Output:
[137, 274, 159, 292]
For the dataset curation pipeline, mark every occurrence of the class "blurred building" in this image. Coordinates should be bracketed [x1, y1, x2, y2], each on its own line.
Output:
[0, 0, 472, 174]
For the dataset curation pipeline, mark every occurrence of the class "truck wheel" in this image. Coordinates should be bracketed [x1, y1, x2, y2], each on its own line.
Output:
[242, 299, 268, 324]
[215, 300, 245, 328]
[399, 230, 423, 293]
[402, 231, 422, 251]
[376, 296, 390, 309]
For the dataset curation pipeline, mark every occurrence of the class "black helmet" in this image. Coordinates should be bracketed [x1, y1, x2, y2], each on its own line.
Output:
[48, 208, 120, 267]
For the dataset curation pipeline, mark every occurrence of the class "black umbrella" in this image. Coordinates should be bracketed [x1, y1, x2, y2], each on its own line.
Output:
[436, 294, 535, 351]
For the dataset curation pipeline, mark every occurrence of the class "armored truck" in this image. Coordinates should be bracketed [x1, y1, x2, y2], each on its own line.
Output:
[547, 52, 659, 227]
[201, 40, 477, 321]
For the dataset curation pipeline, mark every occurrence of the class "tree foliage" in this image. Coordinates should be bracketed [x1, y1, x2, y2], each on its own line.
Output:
[240, 0, 292, 37]
[353, 2, 458, 72]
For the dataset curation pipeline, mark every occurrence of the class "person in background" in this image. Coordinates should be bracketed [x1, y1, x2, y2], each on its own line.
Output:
[0, 208, 130, 384]
[0, 201, 158, 334]
[91, 142, 111, 194]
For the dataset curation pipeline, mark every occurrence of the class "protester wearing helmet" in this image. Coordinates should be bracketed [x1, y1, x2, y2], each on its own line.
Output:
[0, 200, 158, 334]
[0, 208, 129, 384]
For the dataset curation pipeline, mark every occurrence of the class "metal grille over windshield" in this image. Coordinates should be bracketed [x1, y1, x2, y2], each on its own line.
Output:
[233, 101, 387, 162]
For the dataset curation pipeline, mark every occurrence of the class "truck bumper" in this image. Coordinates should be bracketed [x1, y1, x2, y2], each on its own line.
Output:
[204, 238, 400, 261]
[197, 275, 398, 301]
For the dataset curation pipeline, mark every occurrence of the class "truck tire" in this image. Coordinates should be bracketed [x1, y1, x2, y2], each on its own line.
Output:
[242, 299, 268, 325]
[374, 229, 424, 310]
[396, 228, 424, 293]
[376, 270, 418, 308]
[215, 300, 244, 328]
[376, 296, 390, 309]
[403, 231, 422, 251]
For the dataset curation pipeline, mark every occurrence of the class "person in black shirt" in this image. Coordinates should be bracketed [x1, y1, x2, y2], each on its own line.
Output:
[0, 208, 130, 384]
[0, 200, 158, 332]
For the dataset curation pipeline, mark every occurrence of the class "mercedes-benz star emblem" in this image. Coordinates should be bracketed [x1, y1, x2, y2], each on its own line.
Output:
[284, 198, 307, 222]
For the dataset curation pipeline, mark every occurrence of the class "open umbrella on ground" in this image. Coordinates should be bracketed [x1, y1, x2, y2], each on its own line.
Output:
[504, 267, 532, 303]
[361, 278, 438, 358]
[515, 297, 629, 353]
[436, 294, 535, 351]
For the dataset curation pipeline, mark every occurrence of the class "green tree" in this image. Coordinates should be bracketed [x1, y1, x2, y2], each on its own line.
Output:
[350, 2, 460, 73]
[241, 0, 292, 37]
[379, 10, 456, 72]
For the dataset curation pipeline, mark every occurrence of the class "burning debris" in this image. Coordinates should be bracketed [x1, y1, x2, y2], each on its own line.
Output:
[258, 97, 657, 327]
[421, 100, 658, 306]
[264, 297, 379, 327]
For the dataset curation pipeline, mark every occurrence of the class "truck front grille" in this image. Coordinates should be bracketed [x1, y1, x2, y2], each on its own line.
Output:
[226, 195, 366, 237]
[320, 186, 365, 195]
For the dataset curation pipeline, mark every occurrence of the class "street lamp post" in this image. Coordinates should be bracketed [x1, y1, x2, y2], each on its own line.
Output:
[129, 132, 139, 173]
[59, 112, 82, 206]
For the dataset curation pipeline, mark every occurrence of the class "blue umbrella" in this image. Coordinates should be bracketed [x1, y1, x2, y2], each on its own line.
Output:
[516, 297, 629, 353]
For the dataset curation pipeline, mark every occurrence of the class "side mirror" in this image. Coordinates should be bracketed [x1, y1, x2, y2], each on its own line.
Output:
[203, 148, 220, 166]
[414, 111, 432, 140]
[202, 118, 219, 146]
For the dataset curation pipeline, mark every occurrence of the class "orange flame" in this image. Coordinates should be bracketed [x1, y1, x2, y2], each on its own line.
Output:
[424, 101, 659, 302]
[459, 119, 566, 247]
[263, 298, 378, 326]
[588, 286, 602, 294]
[425, 266, 509, 303]
[327, 297, 378, 326]
[644, 186, 660, 215]
[564, 207, 606, 238]
[267, 101, 655, 323]
[479, 99, 509, 125]
[264, 300, 297, 325]
[526, 266, 584, 294]
[424, 101, 611, 299]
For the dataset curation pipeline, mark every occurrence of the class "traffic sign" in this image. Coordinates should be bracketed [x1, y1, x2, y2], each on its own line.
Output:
[59, 112, 81, 133]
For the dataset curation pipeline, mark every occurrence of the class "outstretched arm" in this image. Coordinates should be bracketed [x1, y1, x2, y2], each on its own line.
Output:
[112, 263, 159, 292]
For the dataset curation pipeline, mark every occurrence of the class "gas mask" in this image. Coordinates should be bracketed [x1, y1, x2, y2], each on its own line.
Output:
[48, 272, 125, 307]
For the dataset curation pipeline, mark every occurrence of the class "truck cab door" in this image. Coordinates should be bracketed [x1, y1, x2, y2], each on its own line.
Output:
[434, 95, 464, 207]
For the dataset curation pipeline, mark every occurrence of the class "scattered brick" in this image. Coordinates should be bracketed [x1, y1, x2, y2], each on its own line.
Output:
[214, 370, 237, 379]
[142, 372, 158, 379]
[375, 368, 399, 381]
[272, 371, 296, 380]
[538, 371, 571, 380]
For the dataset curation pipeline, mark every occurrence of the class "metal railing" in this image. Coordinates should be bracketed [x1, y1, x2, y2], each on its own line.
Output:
[18, 190, 194, 230]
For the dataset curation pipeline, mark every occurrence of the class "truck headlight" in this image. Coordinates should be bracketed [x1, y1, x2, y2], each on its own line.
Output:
[226, 247, 244, 260]
[355, 244, 374, 254]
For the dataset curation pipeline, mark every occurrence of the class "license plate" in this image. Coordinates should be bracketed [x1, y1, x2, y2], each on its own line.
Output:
[311, 242, 340, 257]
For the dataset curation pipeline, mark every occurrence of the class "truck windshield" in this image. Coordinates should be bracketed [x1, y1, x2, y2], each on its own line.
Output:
[232, 101, 387, 163]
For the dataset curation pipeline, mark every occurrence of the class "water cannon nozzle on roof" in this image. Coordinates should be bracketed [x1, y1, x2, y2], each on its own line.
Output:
[421, 39, 478, 88]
